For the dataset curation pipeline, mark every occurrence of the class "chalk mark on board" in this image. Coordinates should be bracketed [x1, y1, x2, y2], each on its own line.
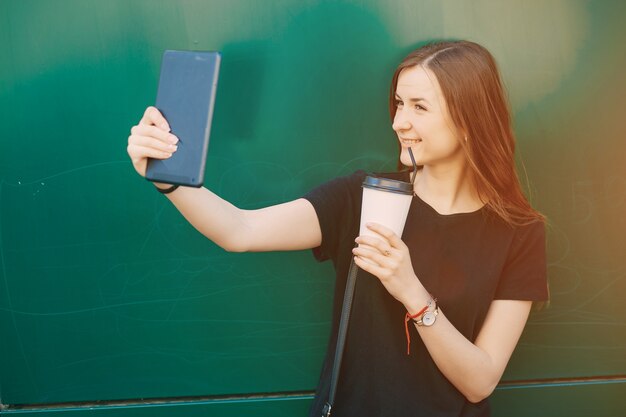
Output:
[2, 161, 129, 187]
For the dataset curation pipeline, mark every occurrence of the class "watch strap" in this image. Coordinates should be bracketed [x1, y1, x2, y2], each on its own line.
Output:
[155, 184, 179, 194]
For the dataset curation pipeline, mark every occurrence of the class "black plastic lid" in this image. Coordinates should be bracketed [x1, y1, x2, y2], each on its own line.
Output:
[362, 175, 413, 195]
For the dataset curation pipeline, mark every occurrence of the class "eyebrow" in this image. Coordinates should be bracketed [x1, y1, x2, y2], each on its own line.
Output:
[394, 94, 429, 104]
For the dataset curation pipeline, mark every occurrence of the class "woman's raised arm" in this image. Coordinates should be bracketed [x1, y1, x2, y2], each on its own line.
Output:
[127, 106, 322, 253]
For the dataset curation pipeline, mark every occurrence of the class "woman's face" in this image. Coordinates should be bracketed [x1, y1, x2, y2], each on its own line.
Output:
[392, 65, 465, 170]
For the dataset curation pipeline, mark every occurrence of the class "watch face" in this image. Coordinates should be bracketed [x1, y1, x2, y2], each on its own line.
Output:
[422, 311, 436, 326]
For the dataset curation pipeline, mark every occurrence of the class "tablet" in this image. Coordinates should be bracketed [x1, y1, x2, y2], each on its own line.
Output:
[145, 50, 221, 187]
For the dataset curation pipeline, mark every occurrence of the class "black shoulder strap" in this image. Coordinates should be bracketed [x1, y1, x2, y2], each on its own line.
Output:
[322, 257, 359, 417]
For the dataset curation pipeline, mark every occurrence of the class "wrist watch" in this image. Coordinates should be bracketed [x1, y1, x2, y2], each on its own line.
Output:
[413, 306, 439, 327]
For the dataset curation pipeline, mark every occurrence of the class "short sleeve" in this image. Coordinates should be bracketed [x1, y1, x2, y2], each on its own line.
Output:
[494, 220, 549, 301]
[302, 170, 366, 263]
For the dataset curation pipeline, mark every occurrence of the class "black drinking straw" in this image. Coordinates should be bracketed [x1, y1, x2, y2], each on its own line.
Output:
[408, 147, 418, 185]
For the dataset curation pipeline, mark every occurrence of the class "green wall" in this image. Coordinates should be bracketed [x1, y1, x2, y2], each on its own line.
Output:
[1, 0, 624, 415]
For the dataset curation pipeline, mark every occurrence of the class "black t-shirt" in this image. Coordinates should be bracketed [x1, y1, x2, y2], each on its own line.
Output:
[303, 170, 548, 417]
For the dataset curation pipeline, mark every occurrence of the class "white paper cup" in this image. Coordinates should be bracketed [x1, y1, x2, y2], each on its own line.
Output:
[359, 176, 413, 239]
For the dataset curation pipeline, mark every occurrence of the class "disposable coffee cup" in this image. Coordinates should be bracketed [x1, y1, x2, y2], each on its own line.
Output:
[359, 175, 414, 239]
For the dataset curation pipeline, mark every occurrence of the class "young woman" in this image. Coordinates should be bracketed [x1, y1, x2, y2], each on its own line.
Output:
[127, 40, 548, 417]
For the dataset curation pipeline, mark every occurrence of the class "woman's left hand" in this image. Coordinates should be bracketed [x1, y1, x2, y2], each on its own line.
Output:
[352, 222, 423, 306]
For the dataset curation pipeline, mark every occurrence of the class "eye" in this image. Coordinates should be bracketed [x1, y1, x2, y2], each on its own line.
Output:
[415, 104, 427, 111]
[394, 99, 403, 108]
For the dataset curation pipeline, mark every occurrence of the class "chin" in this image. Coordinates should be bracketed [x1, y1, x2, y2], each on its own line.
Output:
[400, 148, 420, 168]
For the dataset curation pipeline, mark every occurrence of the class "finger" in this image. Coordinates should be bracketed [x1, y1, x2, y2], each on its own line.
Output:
[352, 246, 391, 267]
[127, 143, 173, 161]
[353, 255, 387, 278]
[139, 106, 170, 131]
[130, 125, 179, 145]
[356, 234, 386, 246]
[129, 134, 178, 154]
[355, 234, 393, 256]
[365, 222, 405, 249]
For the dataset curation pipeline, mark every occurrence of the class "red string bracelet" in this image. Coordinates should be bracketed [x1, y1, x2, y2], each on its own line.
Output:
[404, 304, 429, 355]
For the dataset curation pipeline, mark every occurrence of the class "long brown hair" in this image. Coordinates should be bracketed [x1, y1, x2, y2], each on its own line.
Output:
[389, 40, 544, 226]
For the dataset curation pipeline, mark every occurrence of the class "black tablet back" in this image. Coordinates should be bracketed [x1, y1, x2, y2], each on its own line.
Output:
[145, 50, 221, 187]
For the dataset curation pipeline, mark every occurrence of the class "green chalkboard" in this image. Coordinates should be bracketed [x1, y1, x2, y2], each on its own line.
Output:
[1, 0, 624, 413]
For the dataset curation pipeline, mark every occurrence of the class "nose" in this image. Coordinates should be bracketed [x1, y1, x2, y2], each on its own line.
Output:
[392, 109, 411, 132]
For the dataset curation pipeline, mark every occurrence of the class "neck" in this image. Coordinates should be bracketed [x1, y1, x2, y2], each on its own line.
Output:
[413, 162, 483, 215]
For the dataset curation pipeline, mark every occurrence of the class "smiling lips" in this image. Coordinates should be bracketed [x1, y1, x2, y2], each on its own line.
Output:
[400, 138, 422, 146]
